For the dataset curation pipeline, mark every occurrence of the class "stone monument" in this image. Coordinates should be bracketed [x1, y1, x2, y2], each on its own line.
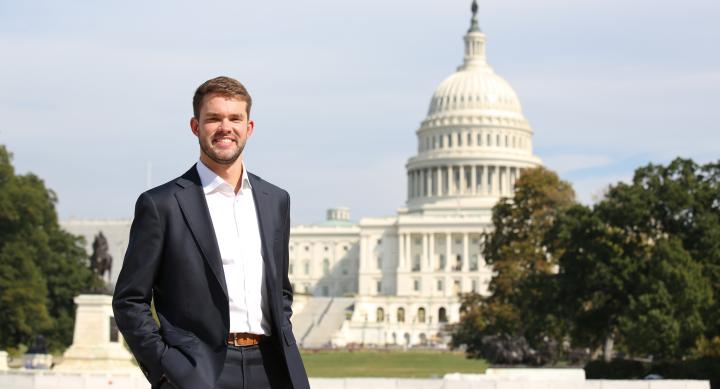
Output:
[22, 335, 53, 369]
[54, 294, 137, 373]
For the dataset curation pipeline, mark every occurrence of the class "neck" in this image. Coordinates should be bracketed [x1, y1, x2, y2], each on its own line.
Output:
[199, 154, 245, 193]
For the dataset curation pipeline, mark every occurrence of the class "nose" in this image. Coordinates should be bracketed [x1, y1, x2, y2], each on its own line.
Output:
[217, 118, 232, 132]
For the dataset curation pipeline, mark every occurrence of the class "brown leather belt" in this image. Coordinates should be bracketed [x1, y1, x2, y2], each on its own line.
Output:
[227, 332, 266, 347]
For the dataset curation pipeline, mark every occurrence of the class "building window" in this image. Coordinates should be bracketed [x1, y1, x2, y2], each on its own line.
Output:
[376, 280, 382, 294]
[438, 254, 446, 270]
[417, 307, 426, 323]
[437, 279, 444, 292]
[377, 255, 383, 270]
[413, 278, 421, 292]
[477, 133, 482, 146]
[304, 261, 310, 275]
[470, 254, 479, 271]
[448, 134, 452, 147]
[397, 307, 405, 323]
[467, 132, 472, 146]
[487, 133, 491, 146]
[324, 246, 328, 251]
[438, 307, 448, 323]
[377, 307, 385, 322]
[412, 255, 421, 272]
[454, 254, 462, 271]
[305, 246, 309, 252]
[377, 238, 382, 245]
[323, 258, 330, 275]
[343, 245, 348, 251]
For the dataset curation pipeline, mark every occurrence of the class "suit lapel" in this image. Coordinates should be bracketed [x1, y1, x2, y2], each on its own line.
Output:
[174, 166, 228, 300]
[248, 174, 279, 287]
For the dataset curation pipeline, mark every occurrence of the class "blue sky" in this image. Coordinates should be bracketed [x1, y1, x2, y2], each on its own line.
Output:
[1, 0, 718, 224]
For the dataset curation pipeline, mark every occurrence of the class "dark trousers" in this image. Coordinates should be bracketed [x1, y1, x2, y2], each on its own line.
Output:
[213, 342, 292, 389]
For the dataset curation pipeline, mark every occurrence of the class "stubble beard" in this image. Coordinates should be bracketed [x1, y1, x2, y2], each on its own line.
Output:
[199, 138, 245, 165]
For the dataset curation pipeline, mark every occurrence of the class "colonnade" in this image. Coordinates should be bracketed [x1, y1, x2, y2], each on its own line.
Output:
[397, 232, 482, 273]
[407, 164, 521, 199]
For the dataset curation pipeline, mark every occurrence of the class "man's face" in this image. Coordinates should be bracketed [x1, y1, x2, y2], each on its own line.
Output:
[190, 94, 254, 166]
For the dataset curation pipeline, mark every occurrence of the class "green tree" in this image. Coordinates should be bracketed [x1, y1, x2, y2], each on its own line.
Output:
[0, 145, 100, 351]
[452, 167, 575, 355]
[597, 158, 719, 351]
[554, 158, 717, 360]
[619, 238, 711, 359]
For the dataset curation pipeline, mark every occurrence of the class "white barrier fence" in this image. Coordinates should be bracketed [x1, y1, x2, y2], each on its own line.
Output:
[0, 371, 711, 389]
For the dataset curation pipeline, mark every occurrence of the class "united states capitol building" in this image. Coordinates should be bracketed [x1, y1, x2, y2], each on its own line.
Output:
[62, 5, 541, 349]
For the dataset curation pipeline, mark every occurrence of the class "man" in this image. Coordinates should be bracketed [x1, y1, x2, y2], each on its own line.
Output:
[112, 76, 309, 389]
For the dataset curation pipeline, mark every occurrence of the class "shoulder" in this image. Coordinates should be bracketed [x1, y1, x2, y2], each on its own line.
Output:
[137, 165, 198, 207]
[248, 172, 290, 201]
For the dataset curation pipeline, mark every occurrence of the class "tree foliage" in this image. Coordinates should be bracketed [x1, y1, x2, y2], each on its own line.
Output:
[0, 145, 102, 351]
[452, 167, 576, 356]
[453, 158, 719, 362]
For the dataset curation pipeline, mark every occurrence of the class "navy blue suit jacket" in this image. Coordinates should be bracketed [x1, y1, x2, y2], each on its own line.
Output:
[112, 165, 309, 389]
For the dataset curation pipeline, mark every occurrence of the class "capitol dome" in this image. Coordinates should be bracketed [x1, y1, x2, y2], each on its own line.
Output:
[405, 1, 542, 215]
[427, 69, 523, 118]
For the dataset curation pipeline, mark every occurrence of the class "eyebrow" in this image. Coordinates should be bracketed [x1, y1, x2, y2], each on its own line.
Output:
[204, 112, 245, 119]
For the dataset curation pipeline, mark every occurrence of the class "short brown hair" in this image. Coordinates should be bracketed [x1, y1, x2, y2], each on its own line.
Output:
[192, 76, 252, 118]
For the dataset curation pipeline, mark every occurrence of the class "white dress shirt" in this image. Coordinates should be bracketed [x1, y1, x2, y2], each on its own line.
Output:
[196, 161, 270, 335]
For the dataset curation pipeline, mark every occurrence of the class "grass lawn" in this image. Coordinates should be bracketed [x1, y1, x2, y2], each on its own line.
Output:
[300, 349, 488, 378]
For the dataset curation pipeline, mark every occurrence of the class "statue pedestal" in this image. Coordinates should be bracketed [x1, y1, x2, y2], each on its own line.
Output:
[55, 294, 138, 373]
[22, 353, 52, 369]
[0, 351, 7, 371]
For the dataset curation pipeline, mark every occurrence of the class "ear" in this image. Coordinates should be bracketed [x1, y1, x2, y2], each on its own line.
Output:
[246, 119, 255, 138]
[190, 117, 199, 136]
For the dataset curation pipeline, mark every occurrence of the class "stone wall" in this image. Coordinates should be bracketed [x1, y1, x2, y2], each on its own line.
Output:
[0, 371, 710, 389]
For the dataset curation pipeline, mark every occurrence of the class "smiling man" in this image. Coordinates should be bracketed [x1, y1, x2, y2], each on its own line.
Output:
[113, 76, 309, 389]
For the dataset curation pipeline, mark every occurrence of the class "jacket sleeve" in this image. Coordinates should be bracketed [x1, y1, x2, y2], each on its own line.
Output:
[281, 191, 294, 324]
[112, 192, 167, 385]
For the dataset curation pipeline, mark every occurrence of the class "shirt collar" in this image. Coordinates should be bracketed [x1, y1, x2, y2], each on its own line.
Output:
[196, 160, 252, 195]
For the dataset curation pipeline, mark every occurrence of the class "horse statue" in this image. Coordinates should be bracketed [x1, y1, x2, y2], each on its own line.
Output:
[90, 231, 113, 284]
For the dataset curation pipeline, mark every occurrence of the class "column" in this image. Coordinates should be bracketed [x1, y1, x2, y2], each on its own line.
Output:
[445, 232, 451, 272]
[480, 165, 486, 195]
[471, 165, 477, 194]
[459, 165, 465, 195]
[462, 233, 469, 271]
[398, 233, 405, 270]
[448, 166, 454, 195]
[436, 167, 442, 196]
[410, 171, 415, 198]
[492, 165, 499, 195]
[415, 171, 421, 198]
[429, 234, 435, 270]
[404, 234, 411, 271]
[426, 168, 432, 197]
[504, 166, 510, 195]
[422, 234, 428, 271]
